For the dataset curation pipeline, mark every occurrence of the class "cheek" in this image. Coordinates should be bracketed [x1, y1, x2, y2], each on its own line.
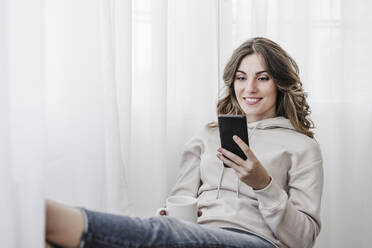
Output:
[233, 83, 241, 97]
[267, 82, 277, 100]
[270, 88, 277, 101]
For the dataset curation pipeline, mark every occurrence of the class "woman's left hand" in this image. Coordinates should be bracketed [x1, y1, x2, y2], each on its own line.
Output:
[216, 135, 271, 190]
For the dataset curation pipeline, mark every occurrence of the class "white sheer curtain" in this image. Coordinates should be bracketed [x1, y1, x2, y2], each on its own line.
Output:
[129, 0, 219, 217]
[1, 0, 220, 246]
[2, 0, 371, 247]
[44, 0, 130, 214]
[228, 0, 372, 247]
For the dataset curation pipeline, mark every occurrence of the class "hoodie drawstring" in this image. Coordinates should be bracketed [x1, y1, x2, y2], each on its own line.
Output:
[216, 166, 225, 199]
[236, 175, 240, 198]
[216, 125, 259, 200]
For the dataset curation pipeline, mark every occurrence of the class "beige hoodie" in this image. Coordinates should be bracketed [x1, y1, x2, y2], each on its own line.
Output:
[169, 117, 323, 248]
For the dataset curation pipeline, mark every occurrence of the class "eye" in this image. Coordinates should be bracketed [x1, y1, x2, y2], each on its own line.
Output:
[258, 77, 269, 81]
[235, 76, 246, 81]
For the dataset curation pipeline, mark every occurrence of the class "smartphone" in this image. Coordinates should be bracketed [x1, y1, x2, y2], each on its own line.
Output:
[218, 115, 249, 168]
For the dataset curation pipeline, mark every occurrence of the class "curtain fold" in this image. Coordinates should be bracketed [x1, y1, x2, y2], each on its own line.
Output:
[99, 0, 130, 215]
[0, 1, 15, 246]
[44, 0, 106, 210]
[0, 0, 45, 247]
[128, 0, 220, 217]
[165, 0, 220, 204]
[112, 0, 133, 214]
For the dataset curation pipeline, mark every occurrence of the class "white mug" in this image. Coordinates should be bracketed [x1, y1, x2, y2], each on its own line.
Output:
[155, 195, 198, 223]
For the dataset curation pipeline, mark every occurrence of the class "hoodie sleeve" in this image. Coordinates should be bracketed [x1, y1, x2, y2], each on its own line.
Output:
[254, 156, 323, 248]
[168, 133, 204, 198]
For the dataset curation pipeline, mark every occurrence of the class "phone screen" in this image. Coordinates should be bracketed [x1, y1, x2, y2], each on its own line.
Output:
[218, 115, 249, 167]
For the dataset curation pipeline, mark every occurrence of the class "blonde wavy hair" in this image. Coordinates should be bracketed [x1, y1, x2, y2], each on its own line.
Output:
[208, 37, 315, 138]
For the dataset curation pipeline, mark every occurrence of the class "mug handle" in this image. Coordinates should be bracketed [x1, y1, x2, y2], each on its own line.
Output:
[155, 207, 167, 216]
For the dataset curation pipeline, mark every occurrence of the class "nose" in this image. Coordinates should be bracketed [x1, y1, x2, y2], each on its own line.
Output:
[243, 77, 257, 93]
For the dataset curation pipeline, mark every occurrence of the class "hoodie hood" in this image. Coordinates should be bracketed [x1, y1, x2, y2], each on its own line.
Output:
[247, 116, 295, 130]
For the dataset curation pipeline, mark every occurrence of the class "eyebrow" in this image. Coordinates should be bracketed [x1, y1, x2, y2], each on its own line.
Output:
[236, 70, 268, 75]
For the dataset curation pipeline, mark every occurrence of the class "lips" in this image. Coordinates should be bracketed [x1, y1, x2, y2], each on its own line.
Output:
[243, 97, 262, 105]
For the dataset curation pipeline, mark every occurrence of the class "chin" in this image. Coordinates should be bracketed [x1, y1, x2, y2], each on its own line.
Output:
[242, 108, 259, 115]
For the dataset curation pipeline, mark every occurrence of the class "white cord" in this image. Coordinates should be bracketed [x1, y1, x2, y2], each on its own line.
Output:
[216, 166, 225, 200]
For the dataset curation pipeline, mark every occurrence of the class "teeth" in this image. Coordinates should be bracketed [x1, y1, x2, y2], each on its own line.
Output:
[244, 98, 260, 102]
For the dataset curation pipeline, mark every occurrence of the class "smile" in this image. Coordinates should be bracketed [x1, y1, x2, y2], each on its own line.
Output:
[243, 97, 262, 105]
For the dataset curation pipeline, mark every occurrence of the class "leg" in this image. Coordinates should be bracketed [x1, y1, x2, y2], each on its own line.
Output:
[81, 209, 276, 248]
[45, 200, 85, 248]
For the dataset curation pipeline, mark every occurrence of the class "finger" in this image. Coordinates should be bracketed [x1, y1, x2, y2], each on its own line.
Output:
[198, 209, 202, 217]
[217, 147, 245, 165]
[232, 135, 256, 160]
[217, 153, 245, 174]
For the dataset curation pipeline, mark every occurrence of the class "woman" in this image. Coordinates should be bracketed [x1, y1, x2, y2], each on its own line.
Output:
[46, 37, 323, 248]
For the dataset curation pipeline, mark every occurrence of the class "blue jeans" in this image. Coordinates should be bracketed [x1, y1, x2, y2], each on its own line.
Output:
[76, 209, 277, 248]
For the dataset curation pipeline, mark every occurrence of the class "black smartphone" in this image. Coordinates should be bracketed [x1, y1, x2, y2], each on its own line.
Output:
[218, 115, 249, 167]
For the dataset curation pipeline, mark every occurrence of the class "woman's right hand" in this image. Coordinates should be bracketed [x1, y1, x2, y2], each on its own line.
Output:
[159, 209, 202, 217]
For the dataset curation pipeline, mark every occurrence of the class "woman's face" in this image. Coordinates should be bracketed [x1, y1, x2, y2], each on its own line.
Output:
[234, 53, 277, 123]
